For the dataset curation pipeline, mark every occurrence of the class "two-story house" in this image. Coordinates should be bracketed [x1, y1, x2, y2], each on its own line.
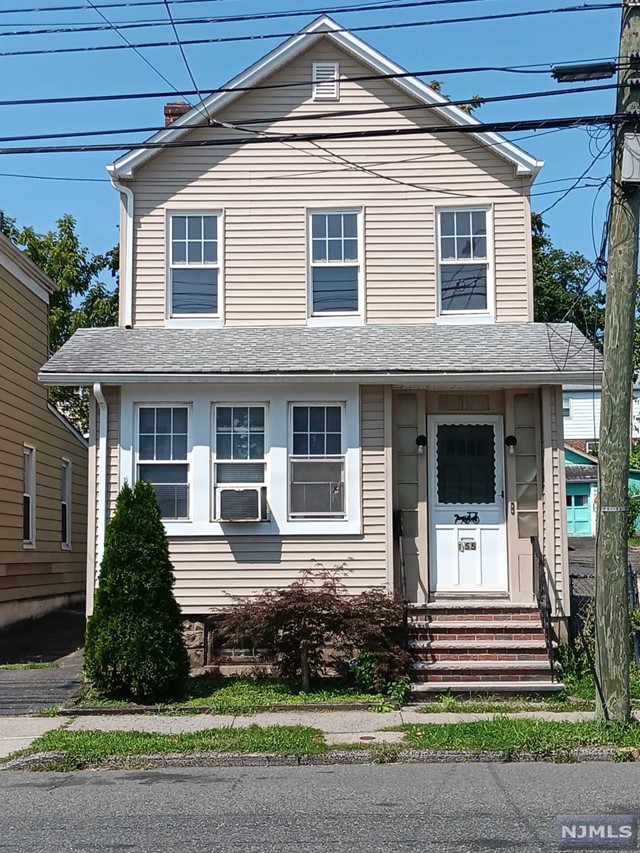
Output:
[563, 382, 640, 455]
[1, 233, 88, 630]
[40, 17, 601, 694]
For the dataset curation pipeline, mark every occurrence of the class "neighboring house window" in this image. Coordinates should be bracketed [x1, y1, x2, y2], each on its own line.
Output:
[437, 208, 491, 316]
[312, 62, 339, 101]
[61, 458, 72, 549]
[309, 210, 360, 315]
[289, 404, 345, 518]
[586, 440, 599, 455]
[563, 395, 571, 419]
[137, 406, 189, 519]
[169, 213, 220, 317]
[23, 444, 35, 547]
[213, 405, 267, 521]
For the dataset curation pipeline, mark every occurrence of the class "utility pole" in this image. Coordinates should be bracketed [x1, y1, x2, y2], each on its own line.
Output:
[595, 0, 640, 723]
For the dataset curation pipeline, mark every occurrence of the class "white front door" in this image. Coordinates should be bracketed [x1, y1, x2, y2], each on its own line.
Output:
[427, 414, 508, 593]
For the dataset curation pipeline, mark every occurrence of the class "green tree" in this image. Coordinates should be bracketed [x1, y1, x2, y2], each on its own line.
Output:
[84, 480, 189, 703]
[532, 213, 605, 345]
[1, 212, 118, 431]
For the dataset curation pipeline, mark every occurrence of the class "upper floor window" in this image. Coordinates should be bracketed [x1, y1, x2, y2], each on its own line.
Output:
[137, 405, 190, 519]
[61, 458, 72, 549]
[23, 444, 36, 548]
[309, 210, 360, 317]
[437, 208, 492, 319]
[169, 213, 220, 318]
[562, 395, 571, 419]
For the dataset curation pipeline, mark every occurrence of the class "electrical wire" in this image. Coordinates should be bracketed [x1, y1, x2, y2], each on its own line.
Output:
[0, 82, 623, 144]
[159, 0, 212, 123]
[0, 3, 622, 59]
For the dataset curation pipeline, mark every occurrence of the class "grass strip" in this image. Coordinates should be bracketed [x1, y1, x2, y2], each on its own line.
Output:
[24, 725, 327, 769]
[397, 717, 640, 755]
[0, 662, 56, 670]
[417, 696, 593, 714]
[77, 676, 377, 714]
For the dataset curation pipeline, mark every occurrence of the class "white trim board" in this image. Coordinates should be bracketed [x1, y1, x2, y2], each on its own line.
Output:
[47, 402, 89, 448]
[107, 15, 542, 180]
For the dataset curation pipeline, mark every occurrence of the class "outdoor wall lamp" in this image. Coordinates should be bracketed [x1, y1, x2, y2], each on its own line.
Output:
[415, 434, 428, 455]
[505, 435, 518, 455]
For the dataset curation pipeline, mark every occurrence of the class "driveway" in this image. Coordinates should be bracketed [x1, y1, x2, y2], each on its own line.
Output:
[0, 608, 84, 715]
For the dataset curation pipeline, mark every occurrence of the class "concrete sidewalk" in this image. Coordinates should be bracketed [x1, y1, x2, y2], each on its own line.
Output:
[3, 707, 638, 758]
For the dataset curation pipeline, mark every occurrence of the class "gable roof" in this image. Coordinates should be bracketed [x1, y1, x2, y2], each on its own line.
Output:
[564, 445, 598, 465]
[108, 15, 543, 179]
[0, 232, 57, 303]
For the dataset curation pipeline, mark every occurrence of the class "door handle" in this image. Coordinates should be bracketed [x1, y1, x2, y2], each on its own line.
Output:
[510, 501, 516, 516]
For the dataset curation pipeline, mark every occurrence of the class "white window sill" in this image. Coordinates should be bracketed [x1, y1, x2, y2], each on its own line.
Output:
[436, 313, 495, 326]
[161, 518, 362, 537]
[61, 543, 72, 552]
[307, 315, 364, 328]
[23, 542, 36, 550]
[165, 317, 223, 329]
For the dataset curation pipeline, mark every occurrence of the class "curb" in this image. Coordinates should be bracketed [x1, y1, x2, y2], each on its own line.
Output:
[57, 701, 383, 717]
[1, 745, 634, 771]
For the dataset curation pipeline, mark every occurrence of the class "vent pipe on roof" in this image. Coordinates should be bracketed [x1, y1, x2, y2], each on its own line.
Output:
[164, 102, 190, 126]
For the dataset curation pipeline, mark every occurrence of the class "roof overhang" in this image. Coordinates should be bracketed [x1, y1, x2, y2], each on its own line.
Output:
[39, 370, 601, 387]
[108, 15, 543, 180]
[0, 233, 57, 302]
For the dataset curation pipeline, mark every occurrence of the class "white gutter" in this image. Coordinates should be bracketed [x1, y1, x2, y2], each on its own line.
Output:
[93, 383, 108, 574]
[108, 174, 134, 328]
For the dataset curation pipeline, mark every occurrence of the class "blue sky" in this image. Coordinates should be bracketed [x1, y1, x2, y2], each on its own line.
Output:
[0, 0, 620, 260]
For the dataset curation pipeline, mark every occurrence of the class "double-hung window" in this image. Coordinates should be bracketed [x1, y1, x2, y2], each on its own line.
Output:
[61, 458, 72, 549]
[23, 445, 35, 547]
[289, 404, 345, 518]
[309, 210, 360, 315]
[169, 213, 220, 317]
[137, 406, 189, 519]
[214, 405, 267, 521]
[437, 208, 491, 317]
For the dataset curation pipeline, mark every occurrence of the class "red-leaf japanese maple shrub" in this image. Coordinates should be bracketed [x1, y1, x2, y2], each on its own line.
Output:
[84, 480, 190, 703]
[218, 567, 408, 694]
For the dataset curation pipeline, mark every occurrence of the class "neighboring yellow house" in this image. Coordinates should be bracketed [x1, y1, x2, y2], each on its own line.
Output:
[0, 233, 87, 629]
[41, 17, 602, 693]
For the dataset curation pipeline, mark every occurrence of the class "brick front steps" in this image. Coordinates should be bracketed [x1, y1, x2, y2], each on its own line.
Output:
[407, 601, 563, 697]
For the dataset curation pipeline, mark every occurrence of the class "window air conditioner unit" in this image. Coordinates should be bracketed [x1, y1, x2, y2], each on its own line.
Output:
[218, 487, 265, 522]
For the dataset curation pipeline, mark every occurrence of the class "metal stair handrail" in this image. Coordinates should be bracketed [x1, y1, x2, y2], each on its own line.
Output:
[531, 536, 555, 682]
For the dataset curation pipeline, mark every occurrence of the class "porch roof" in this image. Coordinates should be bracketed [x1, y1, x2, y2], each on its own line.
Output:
[39, 322, 602, 385]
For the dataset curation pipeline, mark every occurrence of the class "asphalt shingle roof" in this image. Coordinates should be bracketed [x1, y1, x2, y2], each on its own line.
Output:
[40, 322, 602, 379]
[565, 464, 598, 482]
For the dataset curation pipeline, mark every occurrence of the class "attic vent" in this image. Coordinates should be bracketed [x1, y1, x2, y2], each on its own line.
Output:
[312, 62, 340, 101]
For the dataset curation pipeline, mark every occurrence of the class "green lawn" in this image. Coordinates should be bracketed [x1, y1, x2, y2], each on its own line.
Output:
[23, 725, 327, 770]
[0, 662, 56, 670]
[76, 676, 377, 714]
[396, 717, 640, 756]
[417, 695, 593, 714]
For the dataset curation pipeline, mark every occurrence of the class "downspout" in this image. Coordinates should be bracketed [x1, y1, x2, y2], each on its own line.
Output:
[93, 383, 108, 576]
[108, 175, 134, 328]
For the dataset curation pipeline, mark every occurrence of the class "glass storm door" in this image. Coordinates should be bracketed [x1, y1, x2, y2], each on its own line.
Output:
[427, 415, 508, 593]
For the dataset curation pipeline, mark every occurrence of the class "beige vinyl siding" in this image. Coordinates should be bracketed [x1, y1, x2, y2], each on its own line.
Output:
[0, 264, 87, 612]
[130, 40, 533, 328]
[541, 385, 569, 616]
[168, 385, 389, 613]
[89, 386, 120, 589]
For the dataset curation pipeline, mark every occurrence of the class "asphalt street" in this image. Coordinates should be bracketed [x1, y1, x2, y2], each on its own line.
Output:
[2, 762, 640, 852]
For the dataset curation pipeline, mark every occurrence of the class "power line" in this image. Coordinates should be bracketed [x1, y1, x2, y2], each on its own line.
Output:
[0, 113, 623, 156]
[0, 0, 495, 16]
[0, 58, 621, 108]
[0, 4, 622, 58]
[0, 0, 519, 36]
[0, 82, 622, 144]
[159, 0, 211, 123]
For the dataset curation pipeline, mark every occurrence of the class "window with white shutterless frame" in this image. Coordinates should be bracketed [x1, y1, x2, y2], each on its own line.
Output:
[289, 403, 346, 519]
[167, 212, 222, 323]
[135, 404, 191, 520]
[23, 444, 36, 548]
[307, 209, 363, 324]
[436, 207, 494, 322]
[212, 404, 269, 522]
[61, 458, 72, 549]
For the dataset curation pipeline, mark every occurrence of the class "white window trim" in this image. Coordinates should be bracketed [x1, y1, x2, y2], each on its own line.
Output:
[211, 403, 269, 522]
[134, 403, 193, 521]
[306, 207, 365, 326]
[61, 457, 72, 550]
[120, 385, 362, 536]
[563, 395, 572, 420]
[435, 205, 495, 325]
[288, 402, 347, 520]
[23, 444, 36, 549]
[165, 210, 224, 327]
